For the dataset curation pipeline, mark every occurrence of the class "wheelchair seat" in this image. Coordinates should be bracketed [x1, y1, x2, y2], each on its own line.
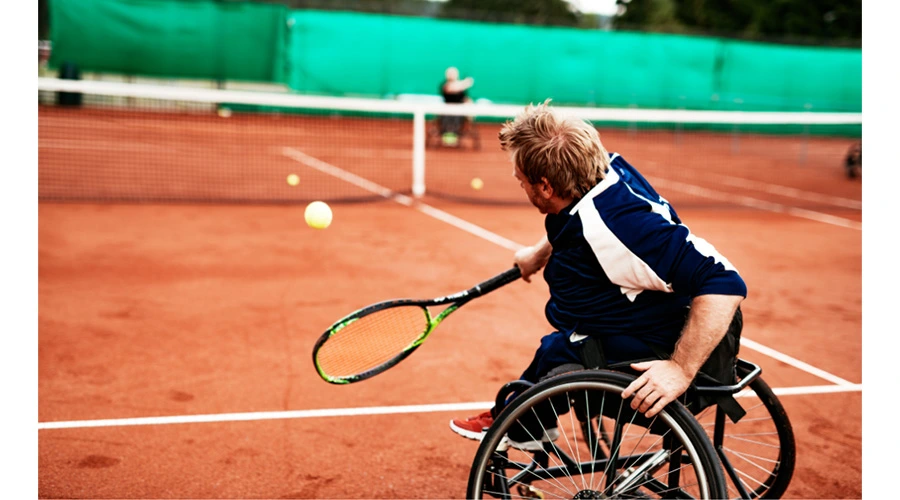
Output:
[427, 113, 481, 149]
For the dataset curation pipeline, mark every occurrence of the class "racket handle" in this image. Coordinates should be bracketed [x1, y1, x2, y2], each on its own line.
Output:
[469, 266, 522, 297]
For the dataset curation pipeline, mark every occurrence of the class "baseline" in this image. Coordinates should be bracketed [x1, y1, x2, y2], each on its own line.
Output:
[38, 383, 862, 430]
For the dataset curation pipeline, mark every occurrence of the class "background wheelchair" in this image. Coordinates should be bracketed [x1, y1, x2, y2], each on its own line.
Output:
[844, 141, 861, 179]
[467, 358, 795, 499]
[426, 113, 481, 150]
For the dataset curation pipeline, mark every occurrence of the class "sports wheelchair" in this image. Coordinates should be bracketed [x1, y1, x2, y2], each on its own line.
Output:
[426, 114, 481, 150]
[467, 358, 795, 499]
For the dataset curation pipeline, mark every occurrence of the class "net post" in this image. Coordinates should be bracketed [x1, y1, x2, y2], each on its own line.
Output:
[801, 103, 812, 165]
[412, 109, 426, 197]
[731, 98, 743, 154]
[627, 96, 637, 136]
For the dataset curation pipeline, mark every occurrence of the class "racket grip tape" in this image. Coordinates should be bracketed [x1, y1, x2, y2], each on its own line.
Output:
[469, 266, 522, 297]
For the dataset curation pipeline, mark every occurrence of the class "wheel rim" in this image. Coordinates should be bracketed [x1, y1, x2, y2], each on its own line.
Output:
[470, 375, 722, 499]
[691, 377, 794, 499]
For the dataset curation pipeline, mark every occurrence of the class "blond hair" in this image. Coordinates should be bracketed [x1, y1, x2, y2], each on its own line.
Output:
[499, 99, 610, 199]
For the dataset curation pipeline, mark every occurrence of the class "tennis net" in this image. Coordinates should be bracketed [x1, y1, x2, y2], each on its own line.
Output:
[38, 78, 861, 210]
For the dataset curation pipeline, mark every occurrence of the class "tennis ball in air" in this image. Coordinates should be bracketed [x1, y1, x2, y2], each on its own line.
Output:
[286, 173, 300, 186]
[470, 177, 484, 190]
[217, 107, 232, 118]
[305, 201, 333, 229]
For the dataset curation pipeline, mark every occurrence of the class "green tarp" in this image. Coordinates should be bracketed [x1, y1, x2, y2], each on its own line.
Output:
[285, 11, 861, 112]
[47, 2, 860, 112]
[49, 0, 287, 81]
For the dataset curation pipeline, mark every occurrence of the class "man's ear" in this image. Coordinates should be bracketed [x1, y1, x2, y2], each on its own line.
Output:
[537, 177, 554, 199]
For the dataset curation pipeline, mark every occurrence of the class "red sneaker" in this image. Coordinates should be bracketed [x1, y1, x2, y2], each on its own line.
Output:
[449, 410, 494, 441]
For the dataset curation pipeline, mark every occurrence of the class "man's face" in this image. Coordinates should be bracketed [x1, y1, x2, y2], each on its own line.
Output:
[513, 164, 552, 214]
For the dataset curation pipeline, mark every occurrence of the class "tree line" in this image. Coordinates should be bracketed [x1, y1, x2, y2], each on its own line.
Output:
[39, 0, 861, 46]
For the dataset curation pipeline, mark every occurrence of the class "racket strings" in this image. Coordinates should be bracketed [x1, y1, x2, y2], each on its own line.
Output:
[316, 305, 431, 378]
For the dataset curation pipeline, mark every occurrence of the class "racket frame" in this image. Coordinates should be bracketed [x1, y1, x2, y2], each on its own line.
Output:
[313, 266, 521, 384]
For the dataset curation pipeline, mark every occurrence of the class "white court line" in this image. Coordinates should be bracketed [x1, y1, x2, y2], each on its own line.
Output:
[642, 159, 861, 211]
[39, 383, 862, 430]
[741, 338, 857, 386]
[648, 177, 862, 230]
[38, 402, 493, 430]
[718, 175, 861, 210]
[771, 384, 863, 396]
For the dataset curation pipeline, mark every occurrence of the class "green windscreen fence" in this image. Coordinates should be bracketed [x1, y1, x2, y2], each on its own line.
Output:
[49, 0, 287, 82]
[714, 42, 861, 112]
[285, 11, 861, 112]
[47, 3, 860, 113]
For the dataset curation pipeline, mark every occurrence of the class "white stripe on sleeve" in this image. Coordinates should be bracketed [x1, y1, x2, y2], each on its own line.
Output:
[685, 233, 738, 272]
[577, 200, 673, 302]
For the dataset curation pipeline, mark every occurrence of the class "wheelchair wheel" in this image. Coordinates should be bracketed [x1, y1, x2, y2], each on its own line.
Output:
[467, 370, 727, 499]
[461, 120, 481, 150]
[844, 142, 861, 179]
[469, 126, 481, 150]
[694, 370, 796, 499]
[583, 369, 795, 499]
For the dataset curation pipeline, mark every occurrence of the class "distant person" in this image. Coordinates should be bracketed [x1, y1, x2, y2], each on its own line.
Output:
[449, 100, 746, 451]
[437, 67, 475, 144]
[440, 66, 474, 105]
[844, 142, 861, 179]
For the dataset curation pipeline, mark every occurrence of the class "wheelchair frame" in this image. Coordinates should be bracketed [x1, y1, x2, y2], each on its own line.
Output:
[426, 114, 481, 150]
[844, 142, 861, 179]
[466, 358, 795, 499]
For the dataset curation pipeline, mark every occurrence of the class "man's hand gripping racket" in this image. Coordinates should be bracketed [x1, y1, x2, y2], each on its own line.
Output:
[312, 266, 522, 384]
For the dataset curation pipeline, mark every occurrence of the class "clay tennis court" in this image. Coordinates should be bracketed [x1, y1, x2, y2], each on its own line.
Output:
[38, 107, 862, 498]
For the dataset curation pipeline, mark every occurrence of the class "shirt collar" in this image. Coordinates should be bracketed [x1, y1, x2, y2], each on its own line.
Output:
[569, 153, 621, 216]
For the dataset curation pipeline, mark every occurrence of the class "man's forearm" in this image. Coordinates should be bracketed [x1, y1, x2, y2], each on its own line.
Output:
[670, 294, 743, 378]
[445, 78, 473, 93]
[514, 235, 552, 282]
[535, 235, 551, 257]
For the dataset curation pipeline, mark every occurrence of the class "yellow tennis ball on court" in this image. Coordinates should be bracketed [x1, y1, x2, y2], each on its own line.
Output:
[471, 177, 484, 190]
[286, 173, 300, 186]
[305, 201, 333, 229]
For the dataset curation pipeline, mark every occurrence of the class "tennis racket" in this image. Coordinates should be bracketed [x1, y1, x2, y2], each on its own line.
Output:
[312, 266, 522, 384]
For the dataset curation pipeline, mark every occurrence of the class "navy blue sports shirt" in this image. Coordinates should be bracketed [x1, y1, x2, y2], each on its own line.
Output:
[542, 153, 747, 361]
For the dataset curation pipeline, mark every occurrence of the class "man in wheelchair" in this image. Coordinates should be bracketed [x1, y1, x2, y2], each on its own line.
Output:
[450, 100, 747, 452]
[430, 66, 480, 148]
